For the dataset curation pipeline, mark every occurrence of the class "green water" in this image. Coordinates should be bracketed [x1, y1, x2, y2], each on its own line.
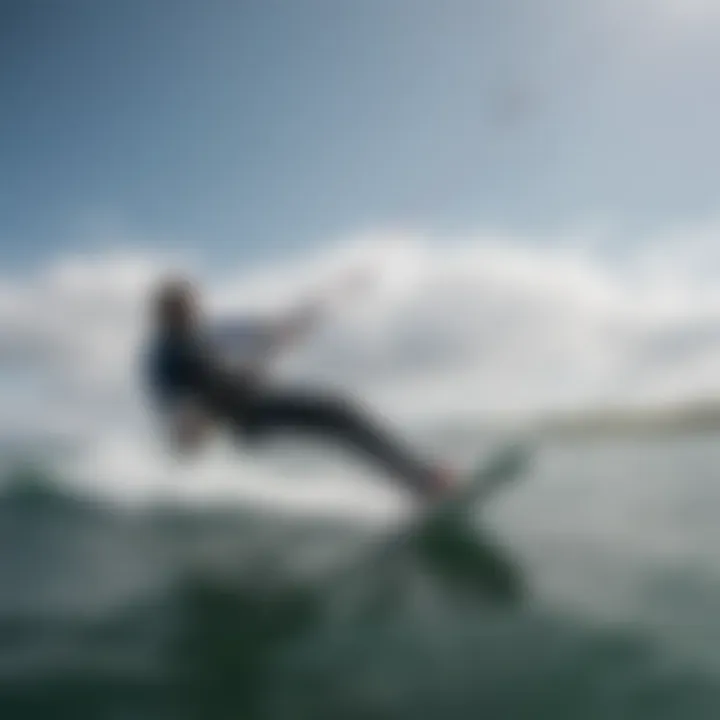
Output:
[2, 434, 720, 719]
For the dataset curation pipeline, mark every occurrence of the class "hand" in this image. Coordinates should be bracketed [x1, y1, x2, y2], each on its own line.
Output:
[272, 304, 320, 349]
[172, 401, 213, 455]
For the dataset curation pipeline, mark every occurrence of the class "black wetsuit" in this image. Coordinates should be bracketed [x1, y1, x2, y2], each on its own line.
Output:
[145, 329, 437, 495]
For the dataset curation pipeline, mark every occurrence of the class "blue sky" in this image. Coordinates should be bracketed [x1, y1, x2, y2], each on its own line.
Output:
[4, 0, 720, 271]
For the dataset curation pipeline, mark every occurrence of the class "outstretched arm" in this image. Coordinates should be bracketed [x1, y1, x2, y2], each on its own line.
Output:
[264, 267, 374, 358]
[209, 267, 375, 376]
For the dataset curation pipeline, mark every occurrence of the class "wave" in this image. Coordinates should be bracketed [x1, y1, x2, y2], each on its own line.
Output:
[0, 461, 98, 516]
[2, 536, 717, 720]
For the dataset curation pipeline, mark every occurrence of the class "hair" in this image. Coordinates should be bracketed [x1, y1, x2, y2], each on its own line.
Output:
[152, 276, 198, 329]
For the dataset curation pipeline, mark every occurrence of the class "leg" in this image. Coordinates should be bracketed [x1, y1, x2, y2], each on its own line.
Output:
[236, 388, 445, 497]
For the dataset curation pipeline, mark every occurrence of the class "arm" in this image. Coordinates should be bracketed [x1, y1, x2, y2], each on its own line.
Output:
[208, 267, 375, 375]
[265, 298, 325, 354]
[262, 267, 374, 358]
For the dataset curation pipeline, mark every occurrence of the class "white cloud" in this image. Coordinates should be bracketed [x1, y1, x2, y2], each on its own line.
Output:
[4, 228, 720, 426]
[4, 226, 720, 503]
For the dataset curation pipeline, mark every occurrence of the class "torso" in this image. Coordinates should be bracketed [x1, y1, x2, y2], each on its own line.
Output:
[146, 329, 257, 420]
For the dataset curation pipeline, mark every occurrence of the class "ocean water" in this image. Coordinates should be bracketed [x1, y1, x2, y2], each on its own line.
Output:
[2, 433, 720, 719]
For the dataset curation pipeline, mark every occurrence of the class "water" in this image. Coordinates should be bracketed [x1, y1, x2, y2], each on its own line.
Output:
[2, 434, 720, 719]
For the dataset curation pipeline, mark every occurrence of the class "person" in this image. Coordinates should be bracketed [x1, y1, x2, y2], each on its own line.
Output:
[144, 275, 456, 500]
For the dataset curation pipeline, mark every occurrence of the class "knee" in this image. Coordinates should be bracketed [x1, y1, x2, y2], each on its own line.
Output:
[317, 391, 363, 425]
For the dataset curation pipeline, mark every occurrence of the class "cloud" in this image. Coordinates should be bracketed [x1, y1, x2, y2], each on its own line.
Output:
[4, 226, 720, 446]
[275, 228, 720, 420]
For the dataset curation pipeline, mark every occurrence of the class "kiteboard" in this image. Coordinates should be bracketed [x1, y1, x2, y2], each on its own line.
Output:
[325, 440, 534, 598]
[388, 440, 533, 550]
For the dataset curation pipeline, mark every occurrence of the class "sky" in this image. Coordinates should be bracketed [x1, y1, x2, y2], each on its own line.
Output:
[5, 0, 720, 268]
[4, 0, 720, 505]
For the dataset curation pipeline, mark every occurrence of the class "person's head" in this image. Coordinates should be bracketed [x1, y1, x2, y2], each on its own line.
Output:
[152, 277, 200, 335]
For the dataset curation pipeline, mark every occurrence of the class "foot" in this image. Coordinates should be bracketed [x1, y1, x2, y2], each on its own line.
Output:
[426, 466, 457, 501]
